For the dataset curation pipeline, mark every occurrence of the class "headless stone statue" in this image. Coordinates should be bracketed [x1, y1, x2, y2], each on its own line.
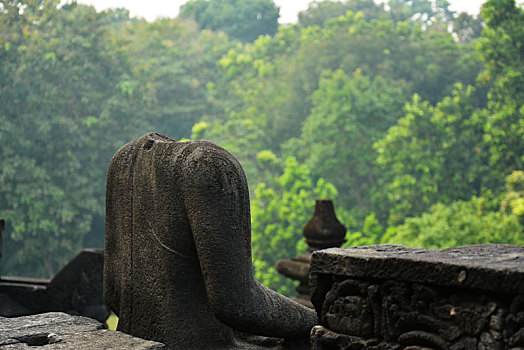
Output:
[104, 133, 317, 349]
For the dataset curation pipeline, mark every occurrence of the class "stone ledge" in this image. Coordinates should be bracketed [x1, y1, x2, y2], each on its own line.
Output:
[0, 312, 164, 349]
[311, 244, 524, 294]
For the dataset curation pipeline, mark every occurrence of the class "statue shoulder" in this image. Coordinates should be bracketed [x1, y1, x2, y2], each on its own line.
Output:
[183, 140, 238, 167]
[107, 134, 246, 192]
[108, 133, 174, 171]
[181, 141, 248, 193]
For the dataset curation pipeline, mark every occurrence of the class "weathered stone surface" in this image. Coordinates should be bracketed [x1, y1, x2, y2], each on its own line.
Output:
[0, 312, 99, 348]
[309, 245, 524, 349]
[311, 244, 524, 294]
[0, 312, 164, 349]
[1, 330, 164, 349]
[104, 133, 317, 349]
[0, 312, 102, 341]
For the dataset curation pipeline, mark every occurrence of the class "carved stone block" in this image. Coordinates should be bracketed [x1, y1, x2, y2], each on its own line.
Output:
[309, 244, 524, 349]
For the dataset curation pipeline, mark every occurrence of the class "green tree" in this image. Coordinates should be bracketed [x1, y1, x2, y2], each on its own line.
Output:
[250, 156, 347, 295]
[479, 0, 524, 183]
[1, 0, 515, 280]
[501, 171, 524, 224]
[0, 1, 145, 277]
[120, 17, 233, 140]
[453, 12, 484, 43]
[194, 26, 303, 184]
[199, 6, 483, 233]
[205, 8, 481, 162]
[284, 69, 405, 221]
[388, 0, 454, 26]
[382, 195, 523, 249]
[298, 0, 386, 27]
[179, 0, 280, 42]
[344, 212, 384, 247]
[374, 85, 487, 225]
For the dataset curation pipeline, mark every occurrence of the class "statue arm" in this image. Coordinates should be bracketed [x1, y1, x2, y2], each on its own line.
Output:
[182, 143, 317, 339]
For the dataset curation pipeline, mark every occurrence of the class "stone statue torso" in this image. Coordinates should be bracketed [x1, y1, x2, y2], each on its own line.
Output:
[104, 133, 316, 349]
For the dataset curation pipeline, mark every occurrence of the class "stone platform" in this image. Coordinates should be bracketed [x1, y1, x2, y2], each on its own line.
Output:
[0, 312, 164, 349]
[309, 244, 524, 349]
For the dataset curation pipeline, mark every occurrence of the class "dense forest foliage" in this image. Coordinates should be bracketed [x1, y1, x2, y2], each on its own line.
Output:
[0, 0, 522, 295]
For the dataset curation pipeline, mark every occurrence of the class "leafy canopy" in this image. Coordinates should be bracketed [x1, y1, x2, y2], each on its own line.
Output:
[180, 0, 280, 42]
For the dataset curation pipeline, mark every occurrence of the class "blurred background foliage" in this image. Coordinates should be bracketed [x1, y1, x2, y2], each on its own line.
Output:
[0, 0, 522, 295]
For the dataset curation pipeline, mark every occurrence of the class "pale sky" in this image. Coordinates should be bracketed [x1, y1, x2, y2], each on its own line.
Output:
[71, 0, 502, 24]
